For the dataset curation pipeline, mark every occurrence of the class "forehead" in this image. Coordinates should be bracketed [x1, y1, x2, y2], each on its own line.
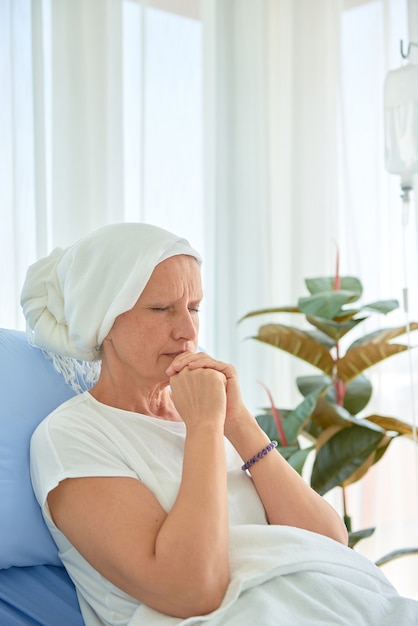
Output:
[141, 255, 202, 299]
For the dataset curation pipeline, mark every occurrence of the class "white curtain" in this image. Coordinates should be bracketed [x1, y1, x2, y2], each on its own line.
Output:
[1, 0, 126, 330]
[1, 0, 203, 331]
[1, 0, 37, 329]
[203, 0, 418, 600]
[203, 0, 340, 414]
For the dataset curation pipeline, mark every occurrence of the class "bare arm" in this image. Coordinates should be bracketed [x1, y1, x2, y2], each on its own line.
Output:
[224, 412, 348, 544]
[47, 366, 230, 618]
[167, 353, 348, 546]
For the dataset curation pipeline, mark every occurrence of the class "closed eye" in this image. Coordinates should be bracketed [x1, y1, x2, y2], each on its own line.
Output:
[149, 304, 201, 313]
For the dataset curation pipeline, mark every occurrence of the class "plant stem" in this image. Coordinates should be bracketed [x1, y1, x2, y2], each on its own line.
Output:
[334, 341, 346, 406]
[342, 486, 352, 531]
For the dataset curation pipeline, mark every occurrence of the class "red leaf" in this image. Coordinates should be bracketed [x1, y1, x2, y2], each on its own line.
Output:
[258, 381, 288, 446]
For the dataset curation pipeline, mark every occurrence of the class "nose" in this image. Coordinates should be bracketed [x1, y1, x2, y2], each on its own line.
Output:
[172, 309, 198, 342]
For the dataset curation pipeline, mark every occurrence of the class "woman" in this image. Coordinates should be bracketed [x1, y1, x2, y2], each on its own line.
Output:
[22, 223, 418, 626]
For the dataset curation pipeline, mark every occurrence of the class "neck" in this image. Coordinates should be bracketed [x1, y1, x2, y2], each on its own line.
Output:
[90, 371, 182, 421]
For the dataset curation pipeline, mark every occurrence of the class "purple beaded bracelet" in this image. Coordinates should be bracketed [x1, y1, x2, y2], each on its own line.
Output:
[241, 440, 278, 471]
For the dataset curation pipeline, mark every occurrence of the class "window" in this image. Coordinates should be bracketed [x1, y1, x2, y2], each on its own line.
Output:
[1, 1, 205, 341]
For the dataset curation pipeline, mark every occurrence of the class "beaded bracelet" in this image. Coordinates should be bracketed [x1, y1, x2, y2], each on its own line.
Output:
[241, 440, 278, 471]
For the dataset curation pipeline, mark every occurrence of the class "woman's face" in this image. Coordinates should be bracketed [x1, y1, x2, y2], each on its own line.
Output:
[105, 254, 202, 386]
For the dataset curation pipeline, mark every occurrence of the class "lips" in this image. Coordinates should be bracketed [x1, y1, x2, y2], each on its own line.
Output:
[164, 349, 193, 360]
[164, 352, 184, 359]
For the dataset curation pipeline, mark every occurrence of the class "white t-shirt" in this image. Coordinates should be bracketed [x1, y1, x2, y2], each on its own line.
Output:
[30, 391, 267, 626]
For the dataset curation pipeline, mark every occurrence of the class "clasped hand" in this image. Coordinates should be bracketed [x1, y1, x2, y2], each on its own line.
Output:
[166, 352, 246, 431]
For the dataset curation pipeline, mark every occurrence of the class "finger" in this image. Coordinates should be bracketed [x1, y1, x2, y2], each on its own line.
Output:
[186, 356, 236, 379]
[165, 351, 205, 376]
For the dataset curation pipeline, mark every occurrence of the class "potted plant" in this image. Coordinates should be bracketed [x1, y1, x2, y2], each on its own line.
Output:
[239, 271, 418, 555]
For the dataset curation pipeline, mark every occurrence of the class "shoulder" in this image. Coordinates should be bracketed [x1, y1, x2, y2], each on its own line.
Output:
[29, 393, 141, 507]
[32, 392, 121, 441]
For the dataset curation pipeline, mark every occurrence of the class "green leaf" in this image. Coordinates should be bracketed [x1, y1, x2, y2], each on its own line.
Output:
[365, 414, 417, 438]
[305, 277, 335, 294]
[348, 323, 418, 351]
[372, 435, 392, 464]
[375, 547, 418, 567]
[341, 432, 393, 488]
[284, 446, 314, 474]
[306, 315, 364, 341]
[255, 389, 323, 446]
[284, 387, 327, 443]
[298, 291, 360, 320]
[304, 329, 336, 349]
[307, 397, 353, 433]
[322, 410, 386, 433]
[343, 375, 372, 415]
[277, 445, 302, 460]
[255, 410, 301, 446]
[359, 299, 399, 315]
[311, 425, 385, 495]
[348, 527, 375, 549]
[297, 374, 332, 398]
[305, 276, 362, 298]
[255, 324, 334, 374]
[337, 342, 409, 382]
[238, 306, 300, 324]
[255, 413, 284, 444]
[299, 383, 384, 433]
[339, 277, 363, 297]
[297, 375, 359, 426]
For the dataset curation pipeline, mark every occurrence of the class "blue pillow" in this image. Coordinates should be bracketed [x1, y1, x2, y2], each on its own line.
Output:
[0, 564, 84, 625]
[0, 329, 78, 569]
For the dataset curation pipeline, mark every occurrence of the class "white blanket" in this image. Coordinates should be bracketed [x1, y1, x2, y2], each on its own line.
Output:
[130, 525, 418, 625]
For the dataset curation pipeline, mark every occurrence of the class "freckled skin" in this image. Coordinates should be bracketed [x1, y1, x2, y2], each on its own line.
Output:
[90, 255, 203, 417]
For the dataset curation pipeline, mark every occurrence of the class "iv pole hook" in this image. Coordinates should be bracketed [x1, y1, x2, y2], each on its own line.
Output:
[400, 39, 418, 59]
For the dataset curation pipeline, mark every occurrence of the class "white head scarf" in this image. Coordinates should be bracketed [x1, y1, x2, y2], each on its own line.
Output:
[20, 223, 202, 363]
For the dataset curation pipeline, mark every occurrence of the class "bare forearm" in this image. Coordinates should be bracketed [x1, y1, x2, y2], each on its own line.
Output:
[226, 415, 348, 545]
[152, 424, 230, 615]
